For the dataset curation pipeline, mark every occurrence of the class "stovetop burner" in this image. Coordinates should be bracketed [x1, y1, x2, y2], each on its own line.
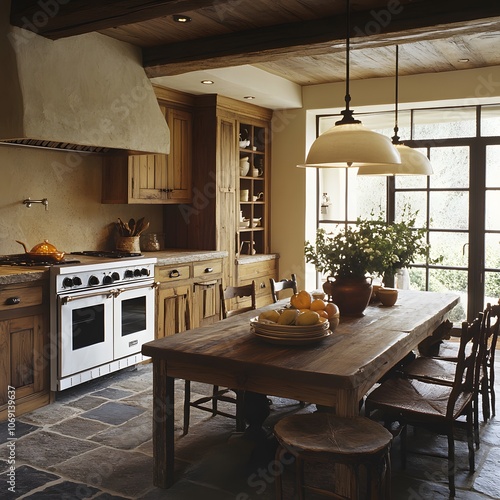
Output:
[0, 254, 81, 267]
[71, 251, 142, 258]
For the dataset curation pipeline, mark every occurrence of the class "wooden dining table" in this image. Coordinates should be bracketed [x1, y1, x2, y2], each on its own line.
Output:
[142, 289, 459, 488]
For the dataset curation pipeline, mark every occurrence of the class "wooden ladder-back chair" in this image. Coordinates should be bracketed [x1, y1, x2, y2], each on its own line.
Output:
[403, 305, 495, 447]
[270, 274, 298, 303]
[365, 316, 482, 498]
[481, 303, 500, 420]
[182, 282, 256, 435]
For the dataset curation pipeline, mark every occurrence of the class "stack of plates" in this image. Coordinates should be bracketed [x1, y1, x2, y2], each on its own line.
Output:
[250, 317, 333, 345]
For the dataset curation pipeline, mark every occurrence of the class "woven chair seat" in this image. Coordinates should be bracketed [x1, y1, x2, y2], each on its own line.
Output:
[368, 377, 473, 421]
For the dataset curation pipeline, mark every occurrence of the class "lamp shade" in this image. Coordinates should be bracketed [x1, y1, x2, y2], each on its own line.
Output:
[297, 123, 401, 168]
[358, 144, 433, 175]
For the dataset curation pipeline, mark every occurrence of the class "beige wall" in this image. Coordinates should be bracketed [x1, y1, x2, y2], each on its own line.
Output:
[0, 145, 163, 255]
[271, 65, 500, 290]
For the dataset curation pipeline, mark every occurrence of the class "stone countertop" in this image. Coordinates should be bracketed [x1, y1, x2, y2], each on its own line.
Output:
[236, 253, 279, 264]
[0, 267, 49, 285]
[0, 250, 229, 286]
[142, 249, 228, 266]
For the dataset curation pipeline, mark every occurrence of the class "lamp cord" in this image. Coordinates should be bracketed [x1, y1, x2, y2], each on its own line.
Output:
[392, 45, 401, 144]
[336, 0, 360, 125]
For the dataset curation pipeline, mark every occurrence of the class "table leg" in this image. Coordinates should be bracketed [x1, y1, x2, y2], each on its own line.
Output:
[152, 359, 175, 488]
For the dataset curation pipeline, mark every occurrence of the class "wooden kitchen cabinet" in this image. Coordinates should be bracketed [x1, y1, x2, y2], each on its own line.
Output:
[191, 259, 223, 329]
[163, 94, 275, 293]
[155, 256, 223, 338]
[236, 256, 278, 308]
[0, 281, 51, 421]
[238, 121, 269, 256]
[102, 87, 193, 204]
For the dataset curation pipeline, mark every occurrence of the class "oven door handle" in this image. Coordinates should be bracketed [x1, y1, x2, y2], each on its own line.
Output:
[60, 290, 115, 304]
[112, 282, 159, 297]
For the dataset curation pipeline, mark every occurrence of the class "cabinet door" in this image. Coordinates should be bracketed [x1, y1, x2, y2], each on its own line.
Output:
[157, 284, 191, 338]
[191, 279, 221, 329]
[0, 314, 48, 406]
[166, 108, 192, 202]
[129, 153, 168, 202]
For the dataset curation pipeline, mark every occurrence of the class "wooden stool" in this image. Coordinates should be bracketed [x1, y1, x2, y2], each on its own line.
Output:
[274, 413, 392, 499]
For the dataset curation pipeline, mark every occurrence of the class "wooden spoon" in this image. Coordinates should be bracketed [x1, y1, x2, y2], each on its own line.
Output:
[129, 218, 136, 236]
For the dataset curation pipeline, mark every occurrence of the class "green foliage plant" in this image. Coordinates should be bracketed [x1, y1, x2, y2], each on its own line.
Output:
[305, 207, 434, 280]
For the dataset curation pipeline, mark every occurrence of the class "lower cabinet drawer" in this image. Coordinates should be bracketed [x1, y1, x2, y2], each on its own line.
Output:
[0, 285, 43, 312]
[155, 265, 191, 283]
[193, 259, 223, 278]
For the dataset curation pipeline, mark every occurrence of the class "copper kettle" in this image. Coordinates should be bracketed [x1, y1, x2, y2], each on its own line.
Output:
[16, 240, 66, 262]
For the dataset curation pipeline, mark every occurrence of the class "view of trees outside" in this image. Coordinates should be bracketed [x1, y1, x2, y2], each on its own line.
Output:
[317, 104, 500, 323]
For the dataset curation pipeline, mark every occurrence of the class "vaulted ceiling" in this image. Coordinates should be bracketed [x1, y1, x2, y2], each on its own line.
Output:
[10, 0, 500, 107]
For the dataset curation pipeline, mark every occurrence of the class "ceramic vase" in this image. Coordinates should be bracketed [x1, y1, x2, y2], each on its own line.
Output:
[323, 275, 373, 316]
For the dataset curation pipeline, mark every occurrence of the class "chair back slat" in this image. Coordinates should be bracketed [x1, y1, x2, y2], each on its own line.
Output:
[220, 282, 256, 319]
[447, 316, 482, 418]
[270, 274, 298, 303]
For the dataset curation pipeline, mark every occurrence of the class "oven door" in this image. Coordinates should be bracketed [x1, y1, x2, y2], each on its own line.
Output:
[58, 290, 114, 378]
[113, 283, 155, 360]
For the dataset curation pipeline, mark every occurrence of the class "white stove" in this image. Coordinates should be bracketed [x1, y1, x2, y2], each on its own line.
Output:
[50, 255, 157, 391]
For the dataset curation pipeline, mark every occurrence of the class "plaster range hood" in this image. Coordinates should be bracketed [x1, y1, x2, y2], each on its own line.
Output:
[0, 22, 170, 155]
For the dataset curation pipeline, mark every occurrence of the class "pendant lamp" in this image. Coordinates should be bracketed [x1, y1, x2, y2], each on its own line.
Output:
[297, 0, 401, 168]
[358, 46, 433, 175]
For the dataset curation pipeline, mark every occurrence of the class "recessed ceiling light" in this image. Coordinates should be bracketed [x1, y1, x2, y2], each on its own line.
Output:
[201, 80, 214, 85]
[458, 58, 470, 63]
[172, 14, 191, 23]
[244, 96, 255, 100]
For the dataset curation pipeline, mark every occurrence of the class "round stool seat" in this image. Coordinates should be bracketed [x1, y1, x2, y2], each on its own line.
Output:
[275, 413, 393, 459]
[274, 413, 393, 499]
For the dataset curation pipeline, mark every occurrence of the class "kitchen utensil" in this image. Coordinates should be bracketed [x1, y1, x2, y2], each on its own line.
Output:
[16, 239, 65, 262]
[128, 218, 136, 236]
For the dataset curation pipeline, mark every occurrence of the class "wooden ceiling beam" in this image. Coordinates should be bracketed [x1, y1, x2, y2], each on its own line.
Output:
[143, 0, 500, 77]
[9, 0, 233, 39]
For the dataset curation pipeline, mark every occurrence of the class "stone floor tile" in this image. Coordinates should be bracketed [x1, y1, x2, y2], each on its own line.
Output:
[0, 420, 39, 444]
[472, 446, 500, 498]
[15, 430, 99, 468]
[81, 401, 145, 425]
[0, 464, 60, 499]
[64, 395, 110, 411]
[140, 480, 236, 500]
[120, 389, 152, 410]
[49, 416, 110, 440]
[91, 387, 134, 400]
[53, 446, 153, 498]
[90, 411, 152, 450]
[23, 479, 100, 499]
[18, 403, 79, 426]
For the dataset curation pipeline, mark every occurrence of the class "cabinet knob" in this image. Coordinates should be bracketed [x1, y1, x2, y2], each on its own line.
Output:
[204, 267, 213, 273]
[169, 269, 181, 278]
[5, 297, 21, 305]
[260, 282, 266, 289]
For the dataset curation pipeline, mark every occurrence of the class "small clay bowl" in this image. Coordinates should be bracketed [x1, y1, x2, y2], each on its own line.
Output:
[377, 287, 398, 307]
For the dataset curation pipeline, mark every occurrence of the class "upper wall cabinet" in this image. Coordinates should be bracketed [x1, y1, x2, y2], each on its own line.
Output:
[102, 87, 193, 204]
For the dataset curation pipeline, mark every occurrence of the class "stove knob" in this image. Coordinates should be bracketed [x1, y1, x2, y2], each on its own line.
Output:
[63, 277, 74, 288]
[140, 268, 150, 276]
[124, 270, 134, 278]
[89, 275, 100, 286]
[73, 276, 82, 286]
[134, 269, 142, 277]
[103, 275, 113, 285]
[111, 272, 120, 281]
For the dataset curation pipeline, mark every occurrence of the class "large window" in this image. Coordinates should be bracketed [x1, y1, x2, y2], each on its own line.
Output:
[315, 104, 500, 322]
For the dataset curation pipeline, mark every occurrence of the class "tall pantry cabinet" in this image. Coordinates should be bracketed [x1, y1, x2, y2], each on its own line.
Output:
[163, 94, 275, 290]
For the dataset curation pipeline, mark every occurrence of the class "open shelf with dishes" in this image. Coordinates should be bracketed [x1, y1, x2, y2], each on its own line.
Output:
[237, 122, 269, 256]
